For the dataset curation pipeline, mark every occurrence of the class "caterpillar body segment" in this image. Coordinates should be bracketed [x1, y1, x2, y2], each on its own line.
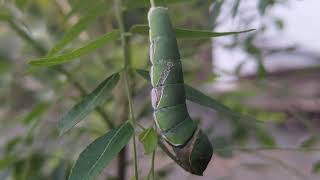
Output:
[148, 7, 213, 175]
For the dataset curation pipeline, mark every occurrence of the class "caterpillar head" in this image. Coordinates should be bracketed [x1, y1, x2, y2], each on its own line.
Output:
[173, 129, 213, 175]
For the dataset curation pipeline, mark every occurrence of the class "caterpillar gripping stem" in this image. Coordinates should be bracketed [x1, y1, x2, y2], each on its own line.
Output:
[148, 7, 213, 175]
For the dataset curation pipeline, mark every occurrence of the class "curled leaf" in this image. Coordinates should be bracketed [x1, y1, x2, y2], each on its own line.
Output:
[139, 128, 158, 154]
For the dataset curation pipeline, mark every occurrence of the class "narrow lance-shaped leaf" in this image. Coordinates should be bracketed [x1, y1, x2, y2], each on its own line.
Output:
[175, 28, 255, 39]
[212, 136, 233, 158]
[139, 128, 158, 154]
[0, 156, 16, 170]
[58, 73, 120, 135]
[313, 160, 320, 173]
[68, 122, 134, 180]
[209, 0, 224, 27]
[185, 84, 259, 123]
[0, 10, 47, 54]
[255, 127, 277, 147]
[28, 30, 119, 67]
[130, 24, 255, 39]
[65, 0, 109, 22]
[47, 2, 108, 56]
[23, 102, 49, 124]
[136, 69, 150, 81]
[300, 136, 318, 149]
[136, 69, 259, 123]
[15, 0, 29, 9]
[0, 13, 11, 21]
[232, 0, 241, 18]
[258, 0, 275, 15]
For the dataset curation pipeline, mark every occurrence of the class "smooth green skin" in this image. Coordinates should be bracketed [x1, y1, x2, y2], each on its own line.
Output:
[148, 7, 213, 175]
[149, 7, 195, 146]
[151, 84, 185, 109]
[153, 104, 188, 131]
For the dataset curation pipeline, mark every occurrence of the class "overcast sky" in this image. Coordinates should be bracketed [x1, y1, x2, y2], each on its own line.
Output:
[214, 0, 320, 80]
[274, 0, 320, 50]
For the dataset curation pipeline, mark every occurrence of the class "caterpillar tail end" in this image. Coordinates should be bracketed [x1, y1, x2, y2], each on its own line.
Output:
[173, 129, 213, 176]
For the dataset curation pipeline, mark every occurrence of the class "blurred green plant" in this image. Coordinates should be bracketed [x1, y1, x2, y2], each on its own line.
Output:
[1, 0, 317, 180]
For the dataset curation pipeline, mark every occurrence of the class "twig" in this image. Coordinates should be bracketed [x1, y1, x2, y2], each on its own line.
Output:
[7, 15, 115, 128]
[114, 0, 139, 179]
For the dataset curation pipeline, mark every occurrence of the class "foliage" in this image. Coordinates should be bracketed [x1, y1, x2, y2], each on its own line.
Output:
[139, 128, 158, 154]
[1, 0, 314, 180]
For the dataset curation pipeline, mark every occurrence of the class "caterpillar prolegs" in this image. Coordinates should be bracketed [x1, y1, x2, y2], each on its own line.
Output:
[148, 7, 213, 175]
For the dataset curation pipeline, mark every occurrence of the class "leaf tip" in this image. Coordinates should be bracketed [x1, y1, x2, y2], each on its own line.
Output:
[247, 29, 256, 32]
[28, 60, 45, 67]
[57, 120, 70, 136]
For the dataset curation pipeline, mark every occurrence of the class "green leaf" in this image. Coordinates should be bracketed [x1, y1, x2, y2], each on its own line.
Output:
[0, 156, 16, 170]
[136, 69, 259, 123]
[5, 137, 22, 153]
[255, 128, 276, 147]
[209, 0, 223, 27]
[258, 0, 275, 15]
[58, 73, 120, 135]
[136, 69, 150, 81]
[232, 0, 241, 18]
[68, 122, 134, 180]
[0, 60, 12, 74]
[66, 0, 106, 20]
[130, 25, 149, 36]
[175, 28, 255, 39]
[29, 30, 119, 67]
[47, 2, 108, 56]
[130, 25, 255, 39]
[15, 0, 29, 9]
[212, 136, 233, 158]
[23, 102, 49, 124]
[0, 13, 11, 21]
[313, 160, 320, 173]
[139, 128, 158, 154]
[124, 0, 194, 9]
[184, 84, 259, 123]
[300, 136, 318, 149]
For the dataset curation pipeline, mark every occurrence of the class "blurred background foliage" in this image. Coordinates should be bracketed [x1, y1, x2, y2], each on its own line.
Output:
[0, 0, 320, 179]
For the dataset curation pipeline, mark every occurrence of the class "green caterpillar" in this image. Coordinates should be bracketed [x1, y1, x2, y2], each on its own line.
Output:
[148, 7, 213, 175]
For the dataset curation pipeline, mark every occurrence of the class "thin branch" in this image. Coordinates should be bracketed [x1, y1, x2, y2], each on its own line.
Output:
[6, 14, 115, 128]
[114, 0, 139, 179]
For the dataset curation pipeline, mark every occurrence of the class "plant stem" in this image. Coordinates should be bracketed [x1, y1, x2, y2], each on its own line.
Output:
[151, 149, 156, 180]
[150, 0, 156, 7]
[117, 147, 127, 180]
[114, 0, 139, 179]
